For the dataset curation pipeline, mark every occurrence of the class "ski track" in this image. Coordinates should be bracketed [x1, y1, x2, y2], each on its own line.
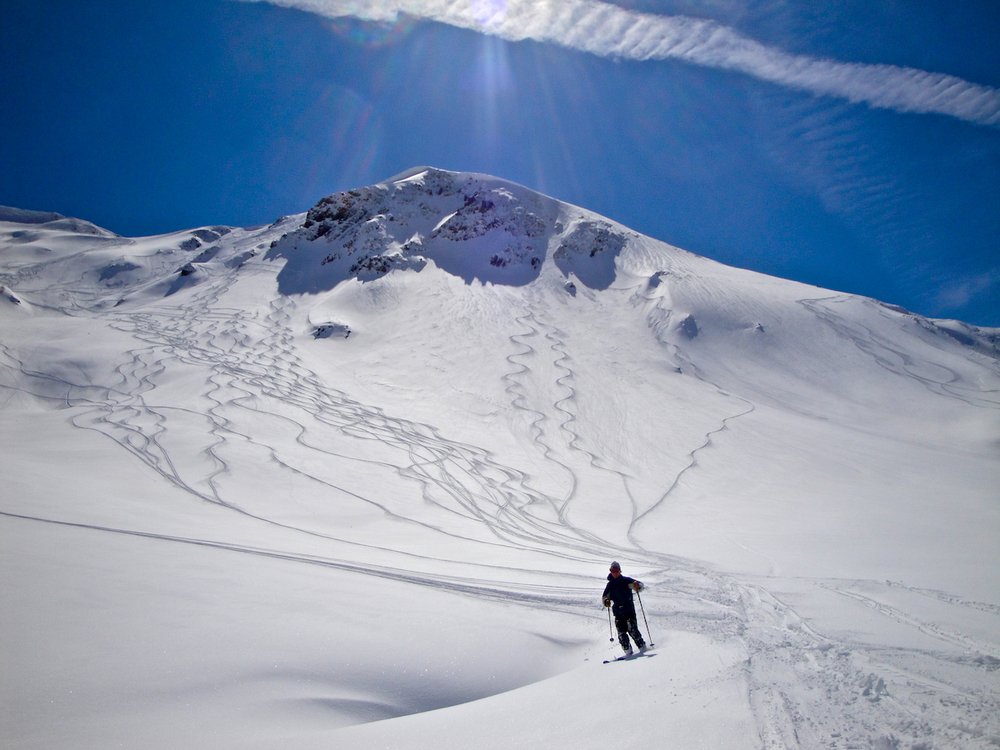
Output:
[800, 295, 1000, 409]
[500, 305, 626, 545]
[628, 394, 755, 546]
[69, 273, 621, 565]
[627, 275, 759, 545]
[502, 312, 577, 515]
[2, 259, 998, 748]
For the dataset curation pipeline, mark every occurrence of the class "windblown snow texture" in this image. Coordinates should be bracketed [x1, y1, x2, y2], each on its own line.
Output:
[1, 168, 998, 749]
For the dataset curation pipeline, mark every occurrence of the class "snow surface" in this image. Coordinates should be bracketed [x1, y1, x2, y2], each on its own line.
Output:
[1, 167, 998, 749]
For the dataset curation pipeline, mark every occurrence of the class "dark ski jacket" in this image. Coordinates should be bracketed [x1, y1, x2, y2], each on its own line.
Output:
[602, 574, 640, 618]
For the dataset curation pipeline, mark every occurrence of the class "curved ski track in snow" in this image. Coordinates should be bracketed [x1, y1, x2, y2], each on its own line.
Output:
[501, 306, 634, 543]
[56, 273, 629, 570]
[800, 295, 1000, 409]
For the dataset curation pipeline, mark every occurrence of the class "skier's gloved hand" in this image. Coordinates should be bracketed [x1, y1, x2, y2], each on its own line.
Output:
[632, 581, 643, 592]
[603, 597, 611, 608]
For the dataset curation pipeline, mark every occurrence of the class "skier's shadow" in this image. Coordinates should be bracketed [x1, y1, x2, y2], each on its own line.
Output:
[604, 649, 659, 664]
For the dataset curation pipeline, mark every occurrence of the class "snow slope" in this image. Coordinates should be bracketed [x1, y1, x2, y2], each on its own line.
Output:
[1, 168, 998, 749]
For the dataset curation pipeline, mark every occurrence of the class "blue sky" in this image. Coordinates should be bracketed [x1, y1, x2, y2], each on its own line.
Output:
[2, 1, 998, 325]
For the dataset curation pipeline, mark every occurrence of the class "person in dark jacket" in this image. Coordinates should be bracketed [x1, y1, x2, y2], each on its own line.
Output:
[602, 561, 646, 655]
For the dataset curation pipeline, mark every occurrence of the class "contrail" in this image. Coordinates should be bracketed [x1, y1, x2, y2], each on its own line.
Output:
[241, 0, 1000, 128]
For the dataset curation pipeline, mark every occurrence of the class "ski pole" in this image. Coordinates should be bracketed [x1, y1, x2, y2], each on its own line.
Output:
[636, 589, 653, 646]
[607, 603, 614, 642]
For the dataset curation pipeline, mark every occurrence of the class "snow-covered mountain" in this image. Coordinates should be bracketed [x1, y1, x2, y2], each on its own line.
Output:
[2, 167, 998, 749]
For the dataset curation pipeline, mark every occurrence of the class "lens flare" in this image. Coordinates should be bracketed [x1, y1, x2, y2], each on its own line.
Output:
[324, 14, 416, 48]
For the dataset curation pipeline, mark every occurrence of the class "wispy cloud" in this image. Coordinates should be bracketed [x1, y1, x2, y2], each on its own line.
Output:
[935, 270, 999, 312]
[242, 0, 1000, 128]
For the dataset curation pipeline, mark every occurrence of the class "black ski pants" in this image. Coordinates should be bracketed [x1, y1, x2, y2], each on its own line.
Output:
[614, 610, 645, 651]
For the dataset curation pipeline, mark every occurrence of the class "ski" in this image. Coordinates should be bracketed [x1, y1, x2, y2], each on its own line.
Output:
[601, 645, 654, 664]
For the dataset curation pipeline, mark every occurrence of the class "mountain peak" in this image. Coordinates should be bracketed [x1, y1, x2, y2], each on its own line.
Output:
[266, 167, 639, 293]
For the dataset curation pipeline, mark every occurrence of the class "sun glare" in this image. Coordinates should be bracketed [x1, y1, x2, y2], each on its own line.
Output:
[471, 0, 509, 31]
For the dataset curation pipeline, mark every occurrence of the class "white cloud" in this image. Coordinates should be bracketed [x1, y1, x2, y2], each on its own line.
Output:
[242, 0, 1000, 127]
[935, 270, 999, 311]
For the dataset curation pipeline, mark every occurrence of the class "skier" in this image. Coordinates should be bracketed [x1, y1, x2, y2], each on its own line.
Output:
[602, 561, 646, 655]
